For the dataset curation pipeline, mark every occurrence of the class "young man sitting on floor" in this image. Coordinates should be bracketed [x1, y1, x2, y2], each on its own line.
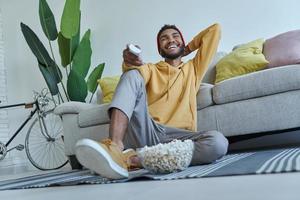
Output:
[75, 23, 229, 179]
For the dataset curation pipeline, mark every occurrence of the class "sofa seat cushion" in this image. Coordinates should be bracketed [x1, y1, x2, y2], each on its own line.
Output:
[78, 103, 110, 128]
[197, 83, 214, 109]
[213, 65, 300, 104]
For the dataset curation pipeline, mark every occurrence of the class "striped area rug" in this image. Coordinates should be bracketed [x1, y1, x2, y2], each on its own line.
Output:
[1, 147, 300, 190]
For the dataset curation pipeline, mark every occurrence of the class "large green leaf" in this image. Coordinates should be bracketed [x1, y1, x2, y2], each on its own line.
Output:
[72, 29, 92, 78]
[39, 60, 62, 83]
[67, 69, 87, 102]
[57, 32, 70, 67]
[87, 63, 105, 93]
[39, 0, 58, 40]
[48, 62, 62, 83]
[20, 23, 53, 66]
[57, 12, 80, 67]
[60, 0, 80, 39]
[38, 63, 59, 95]
[71, 11, 81, 57]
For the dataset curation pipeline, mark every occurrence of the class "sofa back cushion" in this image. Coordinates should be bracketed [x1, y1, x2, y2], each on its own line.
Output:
[263, 29, 300, 68]
[215, 39, 269, 84]
[98, 76, 120, 103]
[213, 65, 300, 104]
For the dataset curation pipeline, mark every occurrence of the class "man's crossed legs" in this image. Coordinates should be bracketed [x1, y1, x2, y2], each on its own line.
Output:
[75, 70, 229, 179]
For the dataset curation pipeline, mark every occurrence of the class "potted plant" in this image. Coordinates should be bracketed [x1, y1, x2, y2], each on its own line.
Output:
[21, 0, 105, 103]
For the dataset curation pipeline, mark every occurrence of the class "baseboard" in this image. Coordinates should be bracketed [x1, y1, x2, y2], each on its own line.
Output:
[0, 162, 35, 176]
[0, 155, 36, 175]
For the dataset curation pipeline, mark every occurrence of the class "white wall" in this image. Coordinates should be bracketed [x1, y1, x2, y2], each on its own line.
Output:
[2, 0, 300, 102]
[0, 0, 300, 167]
[0, 8, 9, 162]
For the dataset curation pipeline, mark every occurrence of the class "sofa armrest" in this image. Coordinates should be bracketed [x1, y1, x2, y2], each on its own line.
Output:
[78, 103, 110, 127]
[197, 83, 214, 110]
[54, 101, 106, 115]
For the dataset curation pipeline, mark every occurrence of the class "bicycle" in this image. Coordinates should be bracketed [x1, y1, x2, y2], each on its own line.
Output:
[0, 89, 69, 170]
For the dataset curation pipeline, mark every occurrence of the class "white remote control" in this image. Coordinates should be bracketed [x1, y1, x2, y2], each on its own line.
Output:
[128, 44, 141, 56]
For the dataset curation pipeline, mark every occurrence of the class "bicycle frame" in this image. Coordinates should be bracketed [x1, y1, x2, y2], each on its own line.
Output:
[0, 101, 38, 148]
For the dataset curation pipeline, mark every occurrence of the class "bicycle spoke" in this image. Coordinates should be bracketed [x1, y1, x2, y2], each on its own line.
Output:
[30, 145, 46, 165]
[45, 119, 62, 138]
[57, 144, 65, 152]
[29, 142, 47, 159]
[30, 130, 47, 140]
[53, 128, 63, 139]
[52, 142, 63, 164]
[43, 143, 50, 167]
[49, 144, 56, 168]
[45, 143, 50, 168]
[30, 127, 46, 139]
[51, 143, 59, 168]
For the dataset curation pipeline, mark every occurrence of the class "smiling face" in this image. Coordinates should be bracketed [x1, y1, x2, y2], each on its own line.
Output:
[158, 28, 185, 60]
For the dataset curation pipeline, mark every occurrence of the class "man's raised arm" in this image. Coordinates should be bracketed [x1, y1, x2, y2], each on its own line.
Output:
[186, 23, 221, 88]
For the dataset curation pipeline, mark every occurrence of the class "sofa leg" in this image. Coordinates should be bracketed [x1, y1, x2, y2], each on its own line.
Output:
[68, 155, 83, 169]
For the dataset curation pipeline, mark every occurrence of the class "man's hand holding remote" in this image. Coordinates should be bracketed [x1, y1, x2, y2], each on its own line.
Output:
[123, 44, 144, 67]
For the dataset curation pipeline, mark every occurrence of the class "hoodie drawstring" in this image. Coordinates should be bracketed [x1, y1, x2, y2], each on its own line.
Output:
[179, 68, 185, 102]
[165, 65, 186, 102]
[167, 66, 170, 101]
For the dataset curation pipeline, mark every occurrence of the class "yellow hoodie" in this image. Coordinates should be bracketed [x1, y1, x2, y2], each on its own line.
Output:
[123, 23, 221, 131]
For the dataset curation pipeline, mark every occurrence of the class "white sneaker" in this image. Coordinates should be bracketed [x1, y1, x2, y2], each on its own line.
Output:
[75, 138, 129, 179]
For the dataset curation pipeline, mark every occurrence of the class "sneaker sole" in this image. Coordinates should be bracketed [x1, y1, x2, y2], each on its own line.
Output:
[75, 139, 128, 179]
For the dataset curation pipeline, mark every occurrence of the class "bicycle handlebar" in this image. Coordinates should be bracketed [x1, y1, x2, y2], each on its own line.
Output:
[0, 88, 56, 111]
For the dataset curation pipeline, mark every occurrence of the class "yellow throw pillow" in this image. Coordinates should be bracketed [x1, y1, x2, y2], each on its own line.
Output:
[98, 76, 120, 103]
[215, 38, 269, 84]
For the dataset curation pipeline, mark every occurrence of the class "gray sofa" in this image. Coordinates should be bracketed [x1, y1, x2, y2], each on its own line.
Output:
[54, 52, 300, 168]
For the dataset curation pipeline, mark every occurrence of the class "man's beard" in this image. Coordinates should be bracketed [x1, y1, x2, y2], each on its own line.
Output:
[160, 45, 185, 59]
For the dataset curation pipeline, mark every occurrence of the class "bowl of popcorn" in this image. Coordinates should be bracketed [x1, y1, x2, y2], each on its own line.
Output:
[137, 139, 194, 174]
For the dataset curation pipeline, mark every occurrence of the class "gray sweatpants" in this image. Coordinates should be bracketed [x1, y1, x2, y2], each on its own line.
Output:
[108, 70, 228, 165]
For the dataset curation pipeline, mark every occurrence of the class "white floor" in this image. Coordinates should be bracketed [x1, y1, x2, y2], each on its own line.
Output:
[1, 166, 300, 200]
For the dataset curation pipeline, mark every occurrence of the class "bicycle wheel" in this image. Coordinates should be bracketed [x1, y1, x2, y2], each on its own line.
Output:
[25, 111, 69, 170]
